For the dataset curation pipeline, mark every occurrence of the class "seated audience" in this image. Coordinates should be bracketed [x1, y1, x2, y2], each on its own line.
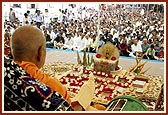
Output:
[4, 29, 12, 58]
[73, 33, 86, 51]
[153, 39, 161, 56]
[56, 39, 64, 49]
[85, 34, 91, 52]
[89, 34, 98, 53]
[44, 30, 52, 47]
[119, 39, 130, 56]
[48, 29, 56, 43]
[63, 33, 74, 50]
[157, 46, 164, 61]
[112, 37, 120, 49]
[97, 35, 105, 48]
[141, 38, 149, 54]
[129, 39, 143, 58]
[145, 44, 158, 60]
[54, 32, 65, 49]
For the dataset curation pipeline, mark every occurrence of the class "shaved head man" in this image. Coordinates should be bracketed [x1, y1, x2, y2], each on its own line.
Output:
[9, 26, 86, 111]
[10, 25, 71, 104]
[11, 26, 46, 68]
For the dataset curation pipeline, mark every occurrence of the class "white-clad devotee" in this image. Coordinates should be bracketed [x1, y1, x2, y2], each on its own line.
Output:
[35, 10, 44, 29]
[43, 9, 51, 29]
[129, 39, 143, 58]
[73, 33, 87, 51]
[63, 33, 74, 50]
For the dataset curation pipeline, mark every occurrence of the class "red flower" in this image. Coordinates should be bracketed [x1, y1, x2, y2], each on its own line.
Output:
[111, 57, 116, 60]
[115, 66, 120, 70]
[96, 54, 102, 58]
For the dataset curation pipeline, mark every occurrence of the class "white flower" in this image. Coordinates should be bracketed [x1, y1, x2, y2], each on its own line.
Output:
[5, 67, 15, 78]
[16, 80, 22, 85]
[4, 67, 6, 72]
[40, 85, 48, 91]
[19, 70, 26, 75]
[4, 68, 9, 76]
[29, 80, 36, 84]
[12, 85, 17, 90]
[15, 66, 26, 75]
[42, 100, 51, 109]
[9, 79, 14, 85]
[15, 66, 21, 71]
[31, 80, 48, 91]
[9, 68, 14, 75]
[6, 72, 11, 78]
[6, 67, 10, 71]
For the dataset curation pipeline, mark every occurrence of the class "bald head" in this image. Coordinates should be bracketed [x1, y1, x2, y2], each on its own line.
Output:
[11, 26, 46, 68]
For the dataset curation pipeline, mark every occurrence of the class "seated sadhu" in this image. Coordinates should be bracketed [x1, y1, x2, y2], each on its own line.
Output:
[9, 25, 103, 111]
[10, 26, 77, 110]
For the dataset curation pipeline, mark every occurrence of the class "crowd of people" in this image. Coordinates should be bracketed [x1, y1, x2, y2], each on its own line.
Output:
[4, 4, 164, 61]
[3, 4, 165, 111]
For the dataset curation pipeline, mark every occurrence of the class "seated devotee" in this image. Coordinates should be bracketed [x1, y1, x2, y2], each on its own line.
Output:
[153, 39, 161, 56]
[89, 34, 98, 53]
[84, 34, 91, 52]
[53, 32, 65, 49]
[73, 33, 86, 52]
[48, 29, 56, 43]
[97, 34, 105, 48]
[56, 39, 64, 49]
[4, 29, 12, 58]
[44, 30, 52, 48]
[141, 37, 150, 54]
[23, 13, 31, 25]
[63, 33, 74, 50]
[7, 25, 99, 111]
[118, 39, 130, 56]
[129, 39, 143, 58]
[112, 37, 120, 49]
[144, 44, 158, 60]
[106, 34, 113, 44]
[10, 26, 70, 103]
[157, 46, 164, 61]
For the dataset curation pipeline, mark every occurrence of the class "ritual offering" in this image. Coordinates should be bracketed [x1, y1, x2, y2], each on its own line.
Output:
[129, 53, 151, 74]
[93, 42, 120, 74]
[41, 42, 164, 111]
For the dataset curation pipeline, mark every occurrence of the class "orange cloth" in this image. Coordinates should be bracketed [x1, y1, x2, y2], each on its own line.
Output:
[15, 61, 71, 104]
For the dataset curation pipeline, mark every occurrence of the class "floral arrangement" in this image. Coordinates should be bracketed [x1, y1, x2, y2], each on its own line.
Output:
[94, 42, 120, 73]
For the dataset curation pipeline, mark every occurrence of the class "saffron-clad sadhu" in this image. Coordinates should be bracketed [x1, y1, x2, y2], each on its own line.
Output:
[11, 26, 83, 110]
[11, 26, 101, 111]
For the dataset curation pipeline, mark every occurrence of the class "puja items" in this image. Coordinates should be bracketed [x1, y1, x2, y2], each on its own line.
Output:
[76, 49, 94, 67]
[93, 42, 120, 74]
[129, 53, 151, 74]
